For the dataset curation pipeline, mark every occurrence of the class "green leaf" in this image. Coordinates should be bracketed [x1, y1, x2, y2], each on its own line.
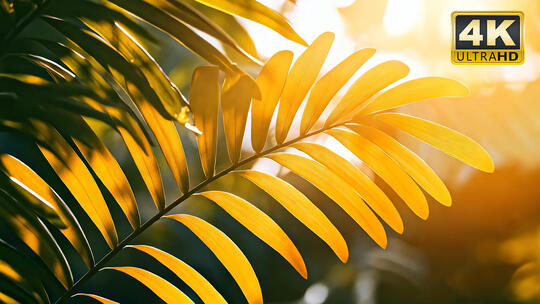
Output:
[0, 240, 49, 304]
[42, 17, 174, 121]
[85, 20, 191, 123]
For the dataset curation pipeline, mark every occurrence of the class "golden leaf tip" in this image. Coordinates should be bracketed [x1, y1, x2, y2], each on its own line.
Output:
[338, 249, 349, 263]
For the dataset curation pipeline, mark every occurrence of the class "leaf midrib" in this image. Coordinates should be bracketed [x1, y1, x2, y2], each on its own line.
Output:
[55, 121, 345, 304]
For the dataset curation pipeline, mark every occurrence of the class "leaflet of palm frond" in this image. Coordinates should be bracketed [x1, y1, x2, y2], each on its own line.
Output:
[34, 39, 153, 148]
[43, 16, 175, 121]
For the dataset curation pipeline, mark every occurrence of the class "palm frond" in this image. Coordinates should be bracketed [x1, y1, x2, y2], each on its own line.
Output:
[0, 3, 494, 301]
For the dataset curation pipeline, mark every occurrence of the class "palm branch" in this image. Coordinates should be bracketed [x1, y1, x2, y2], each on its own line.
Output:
[0, 1, 493, 304]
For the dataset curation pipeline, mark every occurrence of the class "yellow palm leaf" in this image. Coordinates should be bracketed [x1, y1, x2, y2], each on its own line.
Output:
[197, 191, 307, 278]
[327, 128, 429, 219]
[190, 65, 220, 177]
[116, 113, 165, 211]
[374, 113, 495, 173]
[357, 77, 469, 115]
[128, 245, 226, 304]
[350, 124, 452, 206]
[167, 214, 262, 304]
[233, 170, 349, 262]
[291, 142, 403, 233]
[325, 60, 409, 127]
[74, 293, 119, 304]
[0, 154, 94, 267]
[266, 153, 387, 248]
[38, 128, 118, 248]
[133, 94, 190, 194]
[300, 48, 375, 134]
[251, 50, 293, 152]
[104, 267, 193, 304]
[221, 72, 260, 163]
[275, 32, 334, 143]
[73, 120, 140, 229]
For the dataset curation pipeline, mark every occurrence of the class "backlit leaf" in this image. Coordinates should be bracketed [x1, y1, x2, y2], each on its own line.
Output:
[108, 0, 239, 74]
[190, 66, 220, 177]
[74, 293, 119, 304]
[350, 124, 452, 206]
[0, 154, 94, 266]
[234, 170, 348, 262]
[300, 48, 375, 134]
[42, 16, 174, 121]
[128, 245, 227, 304]
[104, 22, 190, 123]
[1, 170, 65, 228]
[374, 113, 495, 173]
[190, 0, 307, 46]
[0, 240, 50, 304]
[326, 128, 429, 219]
[357, 77, 470, 116]
[38, 126, 118, 248]
[128, 85, 190, 194]
[0, 191, 72, 289]
[221, 72, 260, 163]
[166, 214, 263, 304]
[115, 114, 165, 211]
[104, 267, 193, 304]
[291, 142, 403, 233]
[72, 119, 140, 228]
[147, 0, 261, 65]
[325, 60, 409, 127]
[276, 32, 334, 144]
[251, 50, 293, 152]
[41, 41, 166, 209]
[197, 191, 307, 278]
[266, 153, 387, 248]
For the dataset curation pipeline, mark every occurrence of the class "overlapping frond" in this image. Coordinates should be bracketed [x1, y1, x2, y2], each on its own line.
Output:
[0, 5, 494, 301]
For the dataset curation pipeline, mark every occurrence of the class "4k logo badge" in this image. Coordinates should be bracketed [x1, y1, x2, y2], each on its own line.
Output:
[452, 11, 524, 64]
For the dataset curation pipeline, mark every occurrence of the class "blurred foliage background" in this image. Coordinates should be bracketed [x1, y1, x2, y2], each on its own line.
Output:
[2, 0, 539, 303]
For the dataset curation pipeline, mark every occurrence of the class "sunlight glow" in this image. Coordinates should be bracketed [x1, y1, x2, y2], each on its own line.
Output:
[383, 0, 424, 36]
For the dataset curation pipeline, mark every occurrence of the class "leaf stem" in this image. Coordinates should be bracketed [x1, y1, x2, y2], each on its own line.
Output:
[55, 123, 342, 304]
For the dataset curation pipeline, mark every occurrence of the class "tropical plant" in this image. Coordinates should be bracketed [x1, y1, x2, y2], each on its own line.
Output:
[0, 0, 494, 303]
